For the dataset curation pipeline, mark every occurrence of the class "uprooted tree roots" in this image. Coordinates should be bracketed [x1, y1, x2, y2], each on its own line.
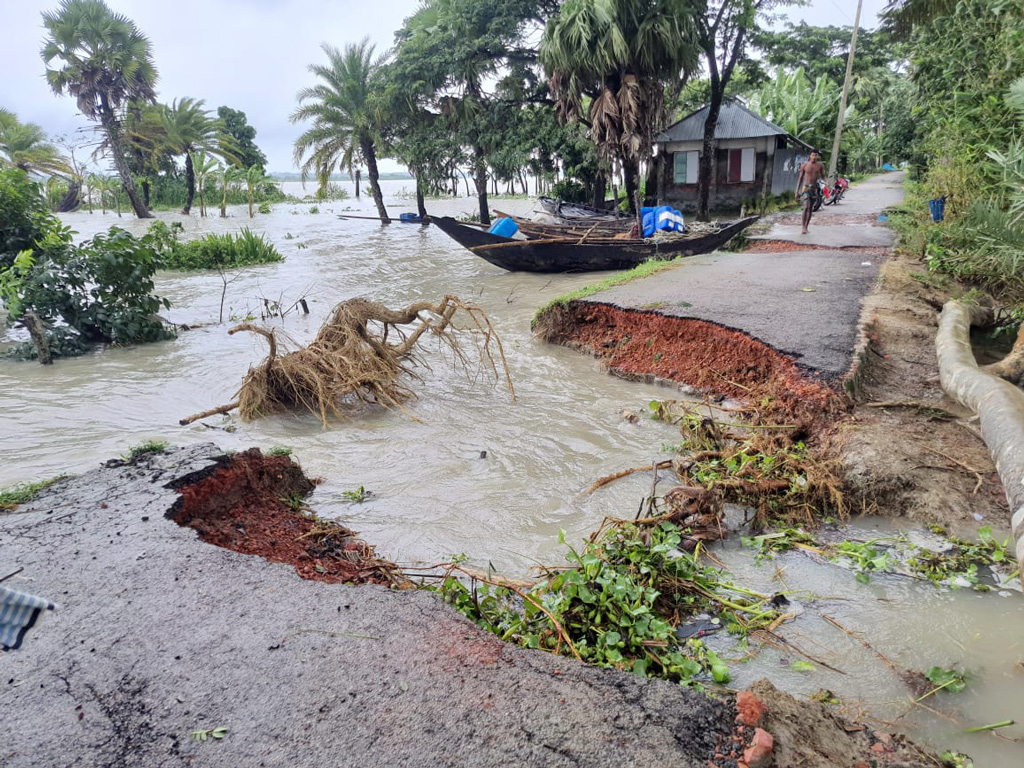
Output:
[181, 295, 514, 425]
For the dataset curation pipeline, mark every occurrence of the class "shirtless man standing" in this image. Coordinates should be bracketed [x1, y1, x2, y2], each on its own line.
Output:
[795, 149, 826, 234]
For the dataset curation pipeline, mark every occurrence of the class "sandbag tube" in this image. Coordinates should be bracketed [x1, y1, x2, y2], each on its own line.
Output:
[936, 300, 1024, 588]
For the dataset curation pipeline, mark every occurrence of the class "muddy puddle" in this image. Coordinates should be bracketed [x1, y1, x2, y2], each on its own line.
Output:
[2, 180, 1023, 766]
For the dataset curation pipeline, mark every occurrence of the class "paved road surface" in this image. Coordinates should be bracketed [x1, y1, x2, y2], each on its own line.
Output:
[580, 173, 906, 380]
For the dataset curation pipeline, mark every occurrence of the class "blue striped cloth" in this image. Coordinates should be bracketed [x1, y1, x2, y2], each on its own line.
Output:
[1, 586, 54, 651]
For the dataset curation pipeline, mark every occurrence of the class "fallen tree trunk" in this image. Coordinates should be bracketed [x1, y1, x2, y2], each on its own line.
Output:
[936, 300, 1024, 588]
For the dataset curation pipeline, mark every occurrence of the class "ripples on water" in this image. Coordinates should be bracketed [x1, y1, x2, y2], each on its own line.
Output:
[2, 180, 1023, 766]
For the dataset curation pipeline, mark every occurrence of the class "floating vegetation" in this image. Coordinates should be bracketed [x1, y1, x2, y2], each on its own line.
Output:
[741, 525, 1015, 589]
[437, 519, 784, 686]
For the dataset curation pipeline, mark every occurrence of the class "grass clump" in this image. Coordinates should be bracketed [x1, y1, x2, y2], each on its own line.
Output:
[266, 446, 293, 457]
[144, 221, 283, 270]
[0, 476, 66, 510]
[122, 440, 169, 461]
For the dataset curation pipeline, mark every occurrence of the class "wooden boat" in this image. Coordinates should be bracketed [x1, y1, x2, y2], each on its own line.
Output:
[538, 196, 632, 221]
[431, 215, 760, 273]
[493, 210, 634, 239]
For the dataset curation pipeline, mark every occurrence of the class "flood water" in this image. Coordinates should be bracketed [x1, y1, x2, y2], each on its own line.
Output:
[2, 179, 1023, 766]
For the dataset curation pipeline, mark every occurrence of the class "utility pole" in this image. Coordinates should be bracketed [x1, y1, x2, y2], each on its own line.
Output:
[829, 0, 864, 178]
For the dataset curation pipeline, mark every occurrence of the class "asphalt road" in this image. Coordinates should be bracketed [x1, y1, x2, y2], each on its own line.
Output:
[584, 173, 906, 380]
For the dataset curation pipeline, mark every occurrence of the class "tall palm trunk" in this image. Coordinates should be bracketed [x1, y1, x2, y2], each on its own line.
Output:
[57, 178, 82, 212]
[473, 143, 490, 226]
[592, 173, 606, 210]
[622, 157, 639, 214]
[98, 100, 152, 219]
[412, 168, 427, 218]
[182, 150, 196, 214]
[360, 138, 390, 224]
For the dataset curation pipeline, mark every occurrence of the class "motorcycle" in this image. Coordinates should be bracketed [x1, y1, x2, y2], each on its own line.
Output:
[830, 175, 850, 204]
[811, 176, 850, 211]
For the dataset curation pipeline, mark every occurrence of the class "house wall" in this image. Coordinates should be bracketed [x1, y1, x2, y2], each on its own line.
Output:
[656, 136, 779, 213]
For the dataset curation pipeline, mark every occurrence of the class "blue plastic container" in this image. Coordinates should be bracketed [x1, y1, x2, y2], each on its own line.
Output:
[928, 197, 946, 223]
[399, 212, 422, 223]
[488, 217, 518, 238]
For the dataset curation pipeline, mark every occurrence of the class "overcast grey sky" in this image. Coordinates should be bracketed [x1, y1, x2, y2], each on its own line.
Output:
[0, 0, 892, 173]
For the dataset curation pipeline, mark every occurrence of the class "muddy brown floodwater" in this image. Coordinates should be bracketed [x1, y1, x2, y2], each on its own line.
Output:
[2, 181, 1024, 766]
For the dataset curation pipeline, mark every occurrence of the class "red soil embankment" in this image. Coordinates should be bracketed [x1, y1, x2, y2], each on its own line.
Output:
[170, 448, 402, 585]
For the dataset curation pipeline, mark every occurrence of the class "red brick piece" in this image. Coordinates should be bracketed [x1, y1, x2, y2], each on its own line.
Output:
[742, 727, 774, 768]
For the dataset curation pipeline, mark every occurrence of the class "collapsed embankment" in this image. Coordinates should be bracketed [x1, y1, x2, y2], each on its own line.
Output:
[1, 444, 938, 768]
[534, 300, 845, 429]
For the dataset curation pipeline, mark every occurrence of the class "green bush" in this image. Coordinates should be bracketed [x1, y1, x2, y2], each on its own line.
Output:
[549, 179, 587, 203]
[0, 168, 66, 270]
[16, 227, 174, 346]
[144, 221, 283, 270]
[1, 170, 175, 360]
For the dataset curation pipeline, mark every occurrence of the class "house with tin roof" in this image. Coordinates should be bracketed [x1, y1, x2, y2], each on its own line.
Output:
[654, 101, 813, 212]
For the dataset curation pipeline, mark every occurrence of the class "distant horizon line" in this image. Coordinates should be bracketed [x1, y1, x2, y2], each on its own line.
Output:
[268, 171, 412, 181]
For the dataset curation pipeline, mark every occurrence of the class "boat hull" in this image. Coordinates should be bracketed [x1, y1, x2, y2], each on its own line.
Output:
[431, 216, 759, 273]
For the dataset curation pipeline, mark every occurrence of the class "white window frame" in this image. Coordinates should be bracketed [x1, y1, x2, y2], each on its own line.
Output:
[729, 147, 756, 183]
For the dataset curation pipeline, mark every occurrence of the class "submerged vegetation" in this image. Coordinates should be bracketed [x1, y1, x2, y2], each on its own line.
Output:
[0, 169, 174, 361]
[143, 221, 283, 270]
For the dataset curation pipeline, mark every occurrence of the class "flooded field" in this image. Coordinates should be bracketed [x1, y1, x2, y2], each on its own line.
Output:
[2, 179, 1023, 766]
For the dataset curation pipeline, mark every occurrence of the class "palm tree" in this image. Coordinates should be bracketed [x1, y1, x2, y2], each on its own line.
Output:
[882, 0, 957, 36]
[217, 164, 244, 218]
[0, 116, 73, 177]
[291, 39, 391, 224]
[124, 100, 169, 208]
[162, 97, 234, 214]
[190, 150, 218, 217]
[244, 165, 271, 218]
[41, 0, 158, 218]
[541, 0, 702, 212]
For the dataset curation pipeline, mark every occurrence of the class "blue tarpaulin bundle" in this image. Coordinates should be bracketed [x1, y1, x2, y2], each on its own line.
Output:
[882, 163, 897, 171]
[641, 206, 686, 237]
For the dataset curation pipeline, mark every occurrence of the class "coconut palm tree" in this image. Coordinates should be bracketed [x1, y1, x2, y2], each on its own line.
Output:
[291, 39, 391, 223]
[162, 97, 235, 215]
[540, 0, 702, 212]
[0, 116, 73, 177]
[41, 0, 158, 218]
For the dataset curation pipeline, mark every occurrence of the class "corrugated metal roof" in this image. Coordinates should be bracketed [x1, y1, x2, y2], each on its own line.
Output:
[655, 102, 792, 143]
